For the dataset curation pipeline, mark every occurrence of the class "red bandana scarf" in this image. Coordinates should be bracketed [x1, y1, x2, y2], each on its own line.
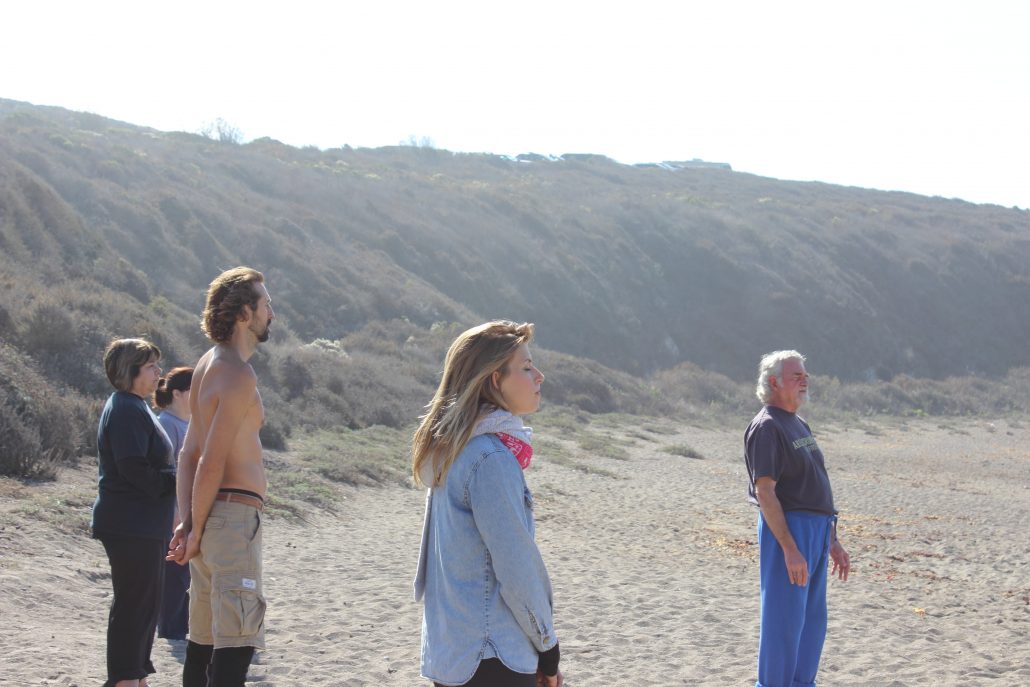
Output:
[495, 432, 533, 470]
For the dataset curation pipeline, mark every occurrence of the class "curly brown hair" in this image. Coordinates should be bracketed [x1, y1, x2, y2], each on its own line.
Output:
[201, 267, 264, 344]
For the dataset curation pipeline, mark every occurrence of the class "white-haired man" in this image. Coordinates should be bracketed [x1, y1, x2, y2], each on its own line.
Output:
[744, 351, 850, 687]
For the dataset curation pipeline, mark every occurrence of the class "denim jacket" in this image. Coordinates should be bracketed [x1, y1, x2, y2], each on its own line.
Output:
[414, 433, 557, 685]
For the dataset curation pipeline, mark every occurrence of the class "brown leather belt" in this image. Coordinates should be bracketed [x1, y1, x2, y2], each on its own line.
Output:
[214, 492, 264, 511]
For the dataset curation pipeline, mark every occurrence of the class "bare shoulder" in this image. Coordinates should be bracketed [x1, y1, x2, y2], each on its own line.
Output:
[191, 348, 215, 385]
[209, 359, 257, 395]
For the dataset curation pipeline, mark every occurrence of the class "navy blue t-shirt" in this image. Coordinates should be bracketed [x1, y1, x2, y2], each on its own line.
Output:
[744, 405, 835, 515]
[91, 391, 176, 540]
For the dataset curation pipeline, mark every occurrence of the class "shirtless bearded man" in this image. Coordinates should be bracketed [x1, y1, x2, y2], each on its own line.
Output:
[168, 267, 274, 687]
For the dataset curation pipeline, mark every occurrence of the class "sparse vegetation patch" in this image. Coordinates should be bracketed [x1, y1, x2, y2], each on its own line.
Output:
[663, 444, 704, 460]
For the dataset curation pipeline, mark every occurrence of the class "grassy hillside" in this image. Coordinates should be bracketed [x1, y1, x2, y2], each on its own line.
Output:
[3, 98, 1029, 381]
[1, 98, 1029, 477]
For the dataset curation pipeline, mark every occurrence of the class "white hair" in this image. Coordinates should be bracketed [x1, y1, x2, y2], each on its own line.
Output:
[755, 350, 806, 404]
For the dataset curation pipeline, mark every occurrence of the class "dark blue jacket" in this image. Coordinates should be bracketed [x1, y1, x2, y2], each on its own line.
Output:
[91, 391, 176, 540]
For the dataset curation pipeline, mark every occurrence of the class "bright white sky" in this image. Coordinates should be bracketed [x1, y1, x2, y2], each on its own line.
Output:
[3, 1, 1028, 208]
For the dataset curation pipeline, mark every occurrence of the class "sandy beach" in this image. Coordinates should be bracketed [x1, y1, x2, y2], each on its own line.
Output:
[1, 415, 1027, 686]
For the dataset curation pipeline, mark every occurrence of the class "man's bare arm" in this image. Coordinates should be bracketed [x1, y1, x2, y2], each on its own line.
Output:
[755, 477, 809, 586]
[176, 420, 201, 529]
[167, 395, 203, 563]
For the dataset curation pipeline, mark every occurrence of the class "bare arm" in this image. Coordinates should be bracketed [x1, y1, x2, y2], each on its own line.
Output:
[755, 476, 809, 586]
[167, 402, 203, 563]
[176, 420, 201, 529]
[829, 518, 851, 581]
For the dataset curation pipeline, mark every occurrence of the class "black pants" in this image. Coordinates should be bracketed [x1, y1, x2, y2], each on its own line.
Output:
[100, 535, 165, 687]
[434, 658, 537, 687]
[183, 641, 255, 687]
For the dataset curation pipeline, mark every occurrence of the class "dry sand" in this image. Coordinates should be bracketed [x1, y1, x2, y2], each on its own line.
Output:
[1, 416, 1027, 686]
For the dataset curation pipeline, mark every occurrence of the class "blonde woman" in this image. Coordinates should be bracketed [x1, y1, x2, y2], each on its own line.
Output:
[413, 321, 563, 687]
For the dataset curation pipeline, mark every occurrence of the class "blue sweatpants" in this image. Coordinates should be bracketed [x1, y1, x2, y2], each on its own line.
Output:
[756, 511, 834, 687]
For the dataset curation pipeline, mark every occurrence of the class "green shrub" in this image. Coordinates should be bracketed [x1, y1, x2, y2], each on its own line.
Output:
[276, 353, 314, 400]
[650, 362, 751, 415]
[0, 302, 13, 338]
[0, 402, 56, 477]
[0, 343, 87, 478]
[535, 350, 668, 416]
[259, 421, 290, 451]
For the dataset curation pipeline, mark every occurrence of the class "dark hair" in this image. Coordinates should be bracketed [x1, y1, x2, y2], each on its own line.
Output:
[154, 366, 193, 408]
[103, 338, 161, 392]
[201, 266, 264, 344]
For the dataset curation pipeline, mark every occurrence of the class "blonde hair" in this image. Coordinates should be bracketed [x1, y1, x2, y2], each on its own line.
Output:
[412, 321, 534, 487]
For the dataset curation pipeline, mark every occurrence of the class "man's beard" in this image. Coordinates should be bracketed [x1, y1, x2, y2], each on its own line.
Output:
[256, 323, 270, 343]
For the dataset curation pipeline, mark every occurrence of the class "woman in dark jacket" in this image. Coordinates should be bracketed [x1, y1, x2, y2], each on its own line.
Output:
[91, 338, 176, 687]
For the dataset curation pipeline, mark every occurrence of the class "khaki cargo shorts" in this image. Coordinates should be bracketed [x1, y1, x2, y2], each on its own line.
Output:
[188, 500, 265, 648]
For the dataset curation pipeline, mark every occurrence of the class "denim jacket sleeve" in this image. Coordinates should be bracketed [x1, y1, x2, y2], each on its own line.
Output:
[465, 449, 558, 652]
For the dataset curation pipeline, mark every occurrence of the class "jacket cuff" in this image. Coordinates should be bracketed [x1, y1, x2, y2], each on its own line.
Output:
[537, 641, 560, 677]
